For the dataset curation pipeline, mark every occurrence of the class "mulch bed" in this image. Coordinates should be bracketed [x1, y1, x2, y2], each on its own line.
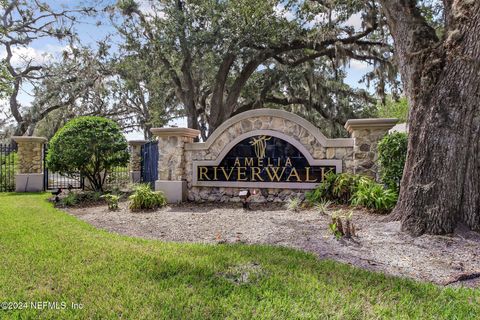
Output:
[66, 201, 480, 288]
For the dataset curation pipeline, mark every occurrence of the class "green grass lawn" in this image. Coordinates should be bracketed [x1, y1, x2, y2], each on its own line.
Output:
[0, 194, 479, 319]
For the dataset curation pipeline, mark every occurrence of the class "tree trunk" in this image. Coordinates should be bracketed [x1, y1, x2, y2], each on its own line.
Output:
[379, 1, 480, 235]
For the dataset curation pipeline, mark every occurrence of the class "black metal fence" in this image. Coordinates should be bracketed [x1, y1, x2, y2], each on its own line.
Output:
[0, 143, 17, 192]
[43, 145, 84, 190]
[105, 166, 130, 189]
[141, 141, 158, 188]
[2, 141, 144, 192]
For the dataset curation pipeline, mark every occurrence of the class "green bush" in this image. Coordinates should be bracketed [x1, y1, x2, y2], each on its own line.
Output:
[350, 179, 398, 212]
[101, 194, 120, 210]
[46, 116, 129, 192]
[77, 191, 103, 203]
[306, 173, 370, 205]
[332, 173, 371, 203]
[129, 184, 167, 211]
[60, 193, 78, 207]
[305, 171, 337, 204]
[377, 132, 408, 192]
[307, 172, 398, 213]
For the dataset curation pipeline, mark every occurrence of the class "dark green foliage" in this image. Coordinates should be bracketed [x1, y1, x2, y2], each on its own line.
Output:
[306, 173, 369, 205]
[77, 191, 103, 203]
[332, 173, 371, 203]
[129, 184, 167, 211]
[376, 97, 409, 122]
[305, 171, 337, 204]
[60, 193, 78, 207]
[377, 132, 408, 192]
[307, 172, 398, 212]
[351, 179, 398, 212]
[46, 117, 129, 192]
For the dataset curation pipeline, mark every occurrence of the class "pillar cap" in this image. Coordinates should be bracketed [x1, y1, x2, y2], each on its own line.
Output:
[12, 136, 47, 143]
[344, 118, 398, 133]
[150, 127, 200, 139]
[128, 140, 148, 146]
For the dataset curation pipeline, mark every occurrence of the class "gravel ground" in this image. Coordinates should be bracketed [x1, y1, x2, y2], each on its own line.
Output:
[66, 202, 480, 287]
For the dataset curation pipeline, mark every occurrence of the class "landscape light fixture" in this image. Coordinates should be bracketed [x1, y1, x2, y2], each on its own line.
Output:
[239, 190, 251, 210]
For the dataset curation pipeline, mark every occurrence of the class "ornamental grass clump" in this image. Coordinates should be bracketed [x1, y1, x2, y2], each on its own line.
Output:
[101, 194, 120, 211]
[315, 199, 333, 215]
[306, 172, 370, 205]
[129, 184, 167, 211]
[286, 197, 302, 212]
[350, 179, 398, 213]
[307, 172, 398, 213]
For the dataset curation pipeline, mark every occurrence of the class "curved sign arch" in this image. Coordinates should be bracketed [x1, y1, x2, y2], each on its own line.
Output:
[192, 130, 342, 189]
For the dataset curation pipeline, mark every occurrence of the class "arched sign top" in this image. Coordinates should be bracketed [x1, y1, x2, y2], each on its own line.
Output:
[192, 130, 342, 189]
[185, 108, 354, 151]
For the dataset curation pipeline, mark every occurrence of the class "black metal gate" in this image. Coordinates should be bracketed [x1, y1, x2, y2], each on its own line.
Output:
[43, 145, 84, 190]
[141, 141, 158, 187]
[0, 143, 17, 192]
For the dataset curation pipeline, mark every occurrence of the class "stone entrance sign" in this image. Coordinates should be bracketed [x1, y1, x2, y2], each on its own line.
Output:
[149, 109, 397, 203]
[193, 131, 341, 189]
[9, 109, 397, 198]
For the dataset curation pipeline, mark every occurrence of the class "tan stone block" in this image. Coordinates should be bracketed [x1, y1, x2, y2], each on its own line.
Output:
[335, 148, 346, 159]
[260, 116, 272, 129]
[313, 148, 325, 159]
[271, 117, 285, 132]
[326, 148, 335, 159]
[240, 119, 252, 132]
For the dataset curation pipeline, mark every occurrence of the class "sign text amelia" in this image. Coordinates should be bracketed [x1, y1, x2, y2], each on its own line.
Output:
[193, 135, 341, 188]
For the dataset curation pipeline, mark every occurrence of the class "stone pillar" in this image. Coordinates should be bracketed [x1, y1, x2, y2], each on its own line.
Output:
[128, 140, 147, 183]
[12, 136, 47, 192]
[150, 128, 200, 203]
[344, 118, 398, 178]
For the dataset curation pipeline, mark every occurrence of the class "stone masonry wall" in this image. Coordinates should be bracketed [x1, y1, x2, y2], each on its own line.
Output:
[351, 128, 386, 178]
[184, 114, 354, 203]
[17, 141, 43, 174]
[158, 135, 195, 181]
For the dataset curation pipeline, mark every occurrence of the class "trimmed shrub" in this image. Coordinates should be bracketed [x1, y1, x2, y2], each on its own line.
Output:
[377, 132, 408, 192]
[129, 184, 167, 211]
[47, 116, 129, 192]
[350, 179, 398, 212]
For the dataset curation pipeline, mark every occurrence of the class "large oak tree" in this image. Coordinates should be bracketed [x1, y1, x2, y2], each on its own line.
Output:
[115, 0, 394, 139]
[0, 0, 95, 136]
[378, 0, 479, 235]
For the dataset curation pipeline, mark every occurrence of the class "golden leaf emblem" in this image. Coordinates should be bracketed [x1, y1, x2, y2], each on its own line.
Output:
[249, 136, 271, 158]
